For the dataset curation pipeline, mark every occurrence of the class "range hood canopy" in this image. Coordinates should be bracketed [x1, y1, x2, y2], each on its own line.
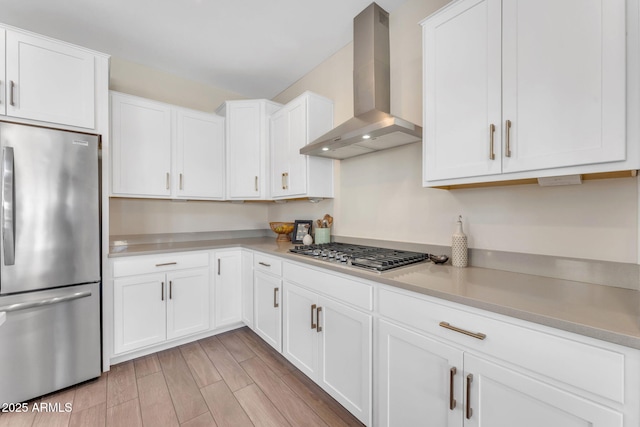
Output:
[301, 2, 422, 160]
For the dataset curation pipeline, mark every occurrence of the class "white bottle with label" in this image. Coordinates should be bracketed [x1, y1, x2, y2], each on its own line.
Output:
[452, 215, 468, 267]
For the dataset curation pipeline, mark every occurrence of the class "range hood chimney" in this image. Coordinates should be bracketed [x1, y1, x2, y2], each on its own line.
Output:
[301, 2, 422, 160]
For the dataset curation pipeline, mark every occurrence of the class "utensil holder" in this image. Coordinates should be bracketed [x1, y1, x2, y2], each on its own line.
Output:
[315, 228, 330, 244]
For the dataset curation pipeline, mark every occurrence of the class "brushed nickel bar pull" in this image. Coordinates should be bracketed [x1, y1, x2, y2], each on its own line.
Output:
[169, 281, 172, 299]
[281, 173, 286, 190]
[489, 124, 496, 160]
[161, 282, 164, 301]
[179, 173, 183, 190]
[317, 306, 323, 332]
[258, 262, 271, 267]
[254, 176, 258, 192]
[218, 258, 221, 275]
[311, 304, 317, 329]
[505, 119, 512, 157]
[449, 367, 457, 410]
[284, 172, 289, 190]
[9, 81, 15, 106]
[273, 288, 279, 308]
[439, 322, 486, 340]
[466, 374, 473, 419]
[166, 172, 170, 190]
[156, 262, 177, 267]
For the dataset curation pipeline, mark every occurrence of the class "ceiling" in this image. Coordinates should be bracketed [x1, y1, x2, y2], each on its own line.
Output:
[0, 0, 410, 99]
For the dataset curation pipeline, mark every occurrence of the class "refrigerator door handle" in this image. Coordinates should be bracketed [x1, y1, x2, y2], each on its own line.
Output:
[0, 291, 91, 313]
[2, 147, 15, 266]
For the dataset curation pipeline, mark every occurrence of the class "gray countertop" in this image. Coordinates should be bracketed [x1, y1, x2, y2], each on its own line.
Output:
[110, 237, 640, 350]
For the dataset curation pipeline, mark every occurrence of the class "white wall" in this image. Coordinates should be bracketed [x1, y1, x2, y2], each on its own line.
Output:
[272, 0, 639, 263]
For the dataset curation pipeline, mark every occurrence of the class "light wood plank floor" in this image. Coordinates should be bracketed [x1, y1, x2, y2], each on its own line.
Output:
[0, 327, 364, 427]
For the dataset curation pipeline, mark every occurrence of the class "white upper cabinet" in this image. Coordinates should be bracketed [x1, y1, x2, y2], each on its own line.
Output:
[270, 91, 334, 199]
[111, 92, 172, 197]
[5, 29, 96, 129]
[0, 29, 5, 116]
[218, 99, 281, 200]
[422, 0, 631, 187]
[111, 92, 225, 200]
[174, 108, 225, 199]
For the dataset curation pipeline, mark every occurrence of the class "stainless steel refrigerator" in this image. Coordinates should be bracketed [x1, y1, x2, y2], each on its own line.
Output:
[0, 122, 101, 405]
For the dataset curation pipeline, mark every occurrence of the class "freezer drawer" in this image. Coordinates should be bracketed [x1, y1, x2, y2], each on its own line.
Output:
[0, 282, 101, 404]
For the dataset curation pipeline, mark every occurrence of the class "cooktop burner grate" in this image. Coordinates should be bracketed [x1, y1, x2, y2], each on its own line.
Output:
[289, 242, 428, 272]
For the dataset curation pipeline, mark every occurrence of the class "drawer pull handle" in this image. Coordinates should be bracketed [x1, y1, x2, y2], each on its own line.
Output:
[156, 262, 177, 267]
[439, 322, 486, 340]
[273, 287, 279, 308]
[466, 374, 473, 419]
[259, 262, 271, 267]
[169, 281, 173, 299]
[255, 176, 259, 192]
[218, 258, 221, 275]
[317, 306, 322, 332]
[161, 281, 164, 301]
[311, 304, 317, 329]
[449, 367, 457, 410]
[166, 172, 170, 190]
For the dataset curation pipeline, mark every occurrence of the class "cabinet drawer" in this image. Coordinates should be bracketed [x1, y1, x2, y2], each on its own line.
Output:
[378, 288, 625, 403]
[113, 252, 210, 278]
[254, 253, 283, 276]
[283, 262, 373, 311]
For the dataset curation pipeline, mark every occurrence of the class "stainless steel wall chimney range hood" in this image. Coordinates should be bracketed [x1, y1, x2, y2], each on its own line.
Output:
[301, 2, 422, 160]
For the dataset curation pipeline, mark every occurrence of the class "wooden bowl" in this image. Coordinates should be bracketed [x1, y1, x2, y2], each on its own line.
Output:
[269, 222, 295, 242]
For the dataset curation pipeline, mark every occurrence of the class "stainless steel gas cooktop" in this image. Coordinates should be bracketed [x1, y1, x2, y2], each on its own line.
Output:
[289, 242, 428, 272]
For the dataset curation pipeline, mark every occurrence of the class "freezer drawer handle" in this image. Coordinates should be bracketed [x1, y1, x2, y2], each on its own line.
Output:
[2, 147, 15, 266]
[439, 322, 486, 340]
[0, 291, 91, 312]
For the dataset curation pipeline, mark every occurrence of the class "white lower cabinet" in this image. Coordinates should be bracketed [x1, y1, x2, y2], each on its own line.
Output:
[465, 354, 621, 427]
[376, 288, 632, 427]
[113, 273, 167, 354]
[254, 271, 282, 351]
[377, 319, 463, 427]
[112, 252, 211, 356]
[113, 267, 209, 354]
[213, 250, 242, 328]
[283, 280, 372, 425]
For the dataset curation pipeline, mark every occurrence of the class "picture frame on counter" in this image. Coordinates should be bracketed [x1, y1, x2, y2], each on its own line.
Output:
[293, 220, 313, 243]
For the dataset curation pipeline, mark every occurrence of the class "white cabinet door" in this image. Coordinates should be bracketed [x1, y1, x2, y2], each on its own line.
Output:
[270, 92, 334, 200]
[226, 101, 265, 199]
[111, 93, 172, 197]
[175, 108, 224, 199]
[5, 30, 95, 129]
[317, 295, 372, 425]
[285, 98, 308, 196]
[114, 273, 166, 354]
[253, 271, 282, 351]
[0, 29, 5, 116]
[377, 320, 464, 427]
[166, 268, 210, 340]
[241, 251, 254, 328]
[501, 0, 626, 173]
[423, 0, 502, 182]
[464, 354, 622, 427]
[214, 250, 242, 327]
[282, 282, 319, 379]
[270, 107, 289, 198]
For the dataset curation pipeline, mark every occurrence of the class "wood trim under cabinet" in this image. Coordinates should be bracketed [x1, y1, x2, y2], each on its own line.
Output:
[432, 170, 638, 190]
